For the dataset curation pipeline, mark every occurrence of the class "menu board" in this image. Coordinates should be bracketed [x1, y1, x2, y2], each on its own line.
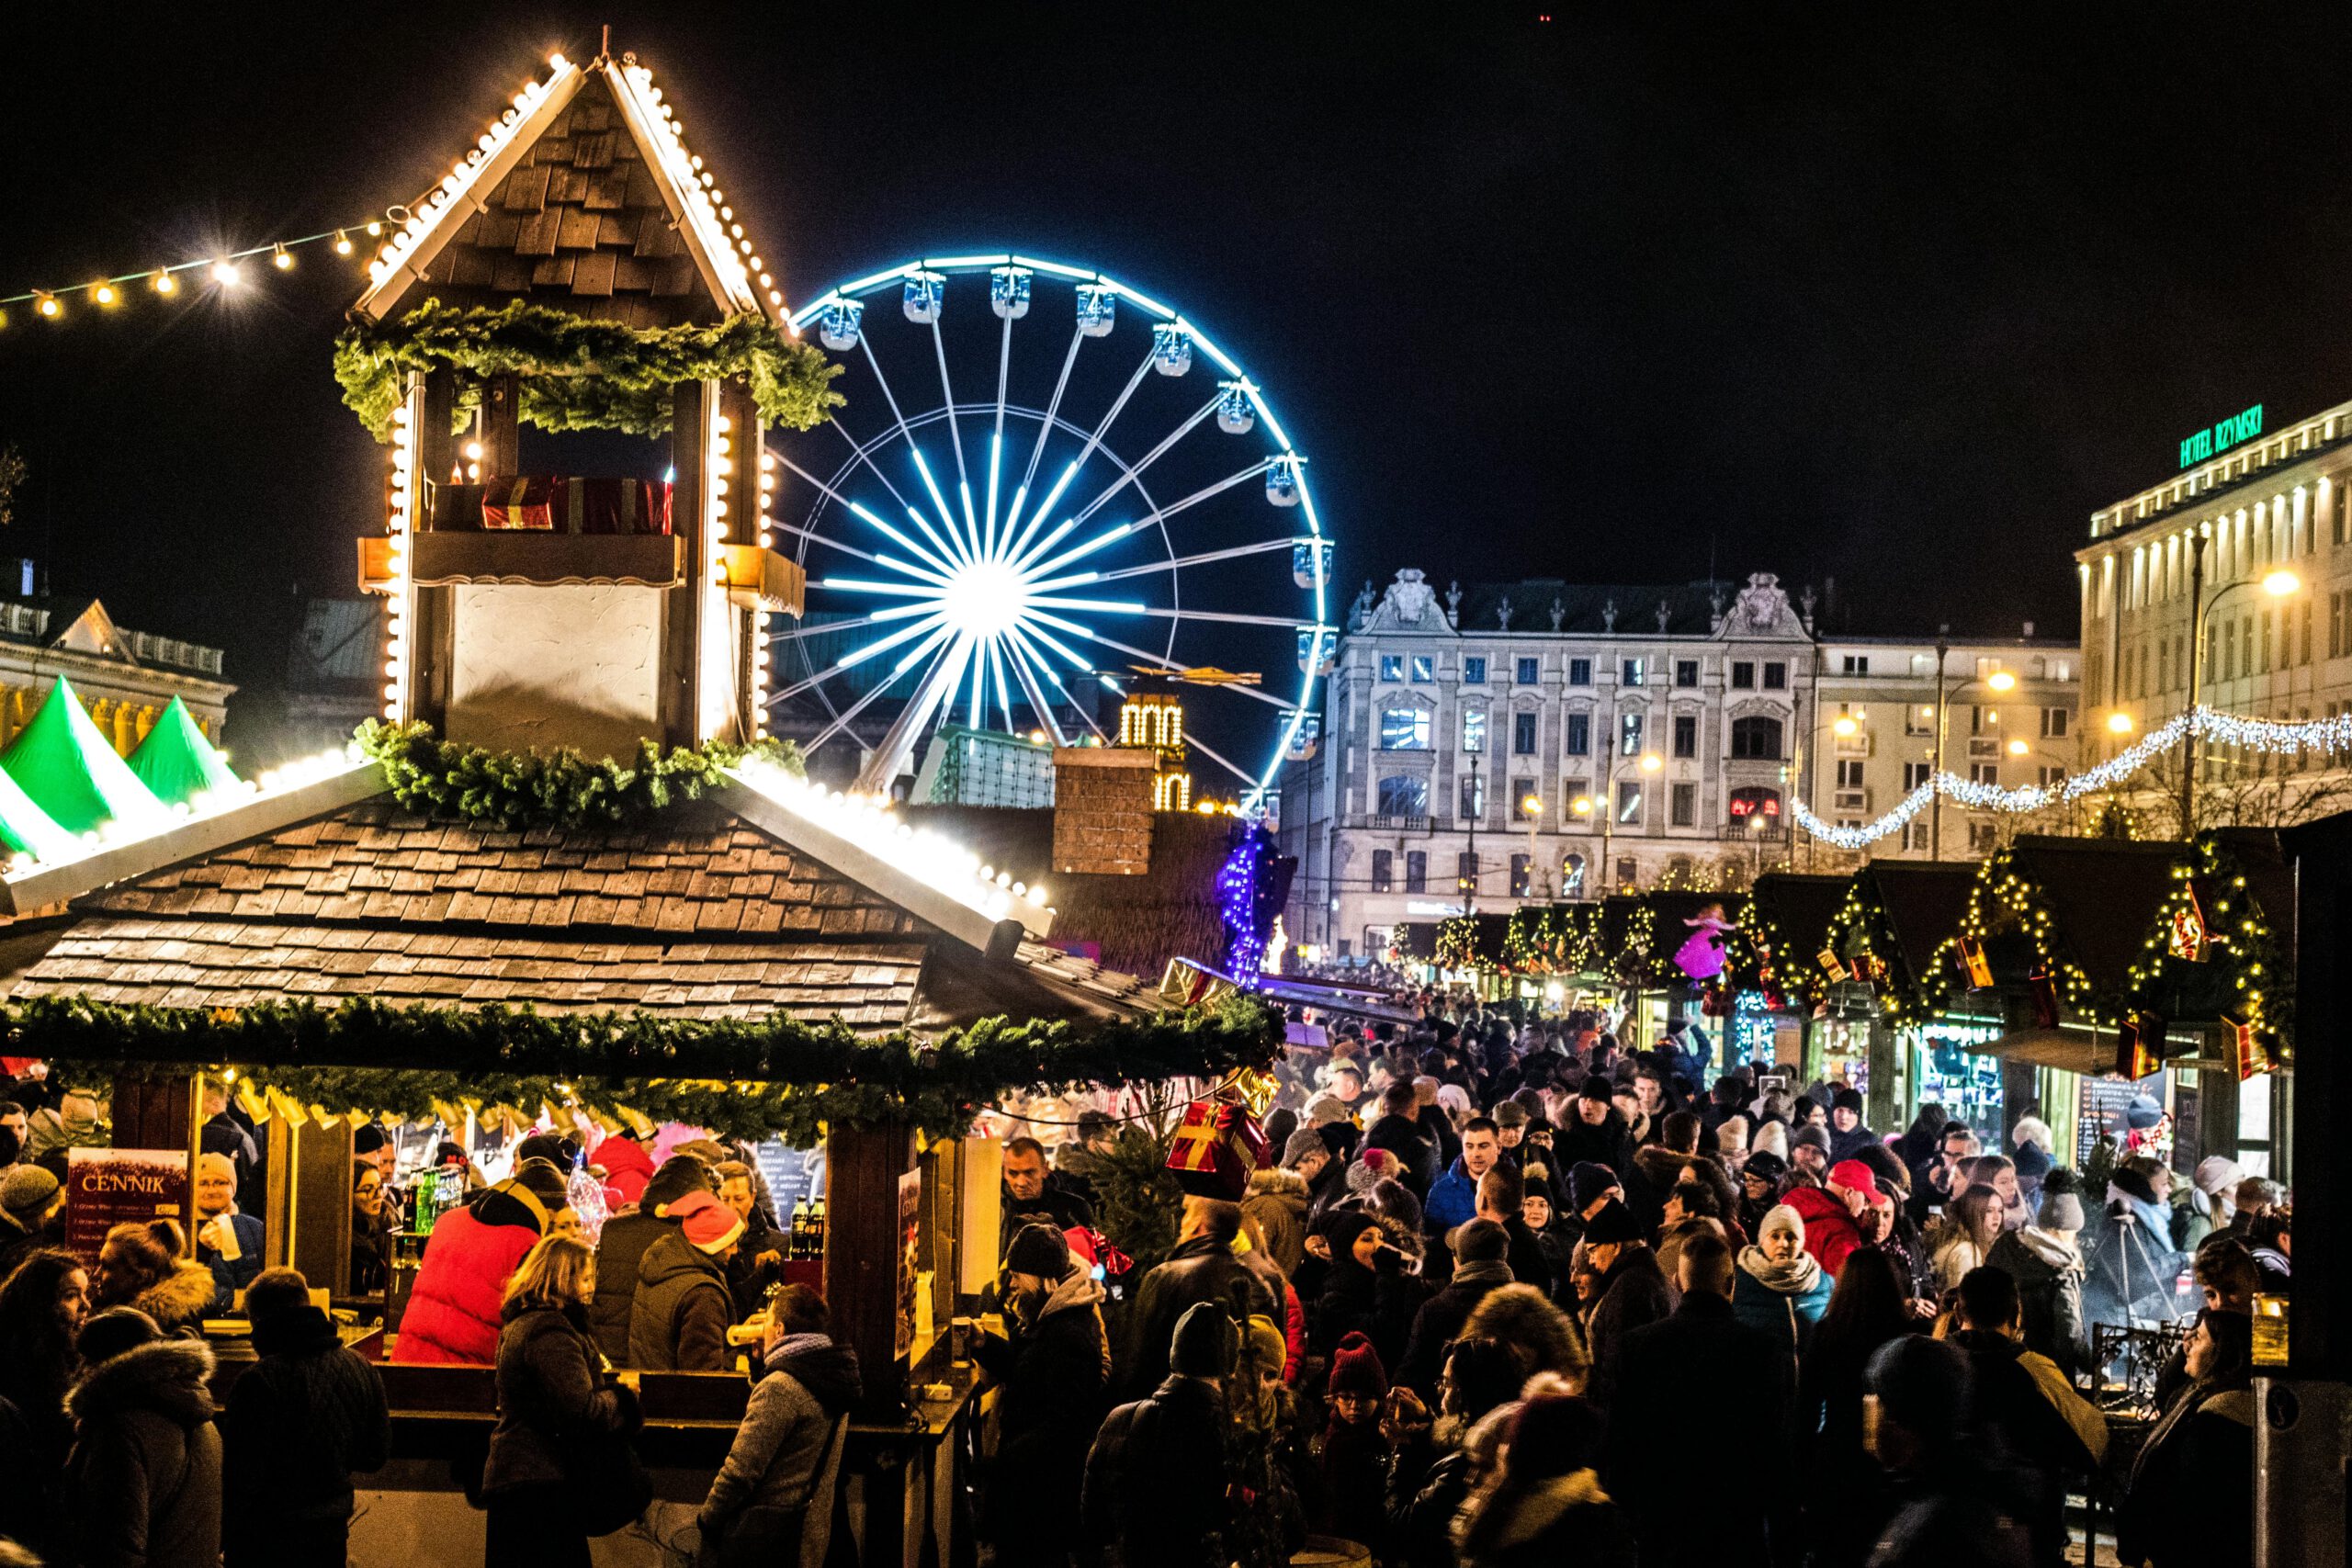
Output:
[752, 1138, 822, 1214]
[66, 1148, 190, 1267]
[2077, 1073, 2164, 1166]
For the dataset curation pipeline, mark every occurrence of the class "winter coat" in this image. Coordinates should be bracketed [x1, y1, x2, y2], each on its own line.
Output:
[628, 1230, 736, 1372]
[1363, 1112, 1437, 1198]
[2094, 1172, 2188, 1319]
[1311, 1251, 1425, 1372]
[1623, 1145, 1693, 1237]
[1116, 1235, 1275, 1400]
[1081, 1374, 1228, 1568]
[1423, 1156, 1481, 1235]
[1729, 1246, 1834, 1358]
[973, 1269, 1110, 1562]
[1605, 1292, 1795, 1562]
[393, 1190, 545, 1364]
[1419, 1104, 1461, 1172]
[221, 1304, 390, 1562]
[596, 1134, 656, 1211]
[1240, 1167, 1312, 1275]
[128, 1260, 219, 1337]
[1555, 1108, 1637, 1181]
[1931, 1233, 1992, 1296]
[1385, 1434, 1474, 1568]
[1453, 1469, 1640, 1568]
[1828, 1121, 1881, 1163]
[1395, 1259, 1513, 1397]
[1949, 1328, 2107, 1568]
[590, 1209, 677, 1366]
[0, 1393, 57, 1559]
[2120, 1380, 2255, 1568]
[1782, 1182, 1864, 1278]
[1585, 1247, 1672, 1410]
[1988, 1227, 2090, 1380]
[1867, 1467, 2035, 1568]
[2172, 1187, 2225, 1256]
[481, 1300, 637, 1496]
[699, 1334, 861, 1568]
[1501, 1213, 1552, 1292]
[65, 1336, 223, 1568]
[726, 1214, 795, 1318]
[196, 1210, 266, 1312]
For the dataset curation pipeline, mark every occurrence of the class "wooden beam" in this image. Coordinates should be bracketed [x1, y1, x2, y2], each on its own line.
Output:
[824, 1120, 913, 1420]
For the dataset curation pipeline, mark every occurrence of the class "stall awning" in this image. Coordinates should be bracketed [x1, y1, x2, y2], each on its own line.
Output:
[1972, 1027, 2111, 1075]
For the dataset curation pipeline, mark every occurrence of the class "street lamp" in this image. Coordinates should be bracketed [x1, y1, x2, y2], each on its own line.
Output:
[2108, 711, 2136, 736]
[1573, 750, 1662, 895]
[1928, 635, 2021, 860]
[1793, 708, 1867, 871]
[2179, 530, 2302, 832]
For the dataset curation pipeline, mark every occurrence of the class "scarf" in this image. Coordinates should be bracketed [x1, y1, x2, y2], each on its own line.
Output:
[2013, 1226, 2083, 1273]
[1736, 1244, 1821, 1296]
[1452, 1258, 1514, 1289]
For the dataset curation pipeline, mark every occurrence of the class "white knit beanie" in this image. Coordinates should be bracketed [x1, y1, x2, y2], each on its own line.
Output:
[1759, 1203, 1804, 1246]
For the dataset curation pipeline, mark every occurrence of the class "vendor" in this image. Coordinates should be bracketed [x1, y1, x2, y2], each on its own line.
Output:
[352, 1157, 392, 1298]
[196, 1150, 265, 1312]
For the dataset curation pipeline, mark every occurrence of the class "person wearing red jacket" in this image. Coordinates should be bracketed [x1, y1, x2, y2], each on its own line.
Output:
[1781, 1159, 1873, 1280]
[594, 1131, 656, 1212]
[392, 1160, 570, 1365]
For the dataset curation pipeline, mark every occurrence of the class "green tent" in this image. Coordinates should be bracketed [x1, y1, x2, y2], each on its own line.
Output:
[0, 763, 77, 863]
[128, 695, 241, 807]
[1, 677, 169, 837]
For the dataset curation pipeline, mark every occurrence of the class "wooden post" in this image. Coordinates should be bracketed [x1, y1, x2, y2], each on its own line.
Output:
[407, 367, 460, 729]
[824, 1120, 913, 1419]
[664, 379, 718, 747]
[262, 1115, 356, 1294]
[481, 374, 521, 477]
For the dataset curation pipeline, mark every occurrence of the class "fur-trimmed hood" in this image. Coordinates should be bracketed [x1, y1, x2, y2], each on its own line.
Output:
[1633, 1145, 1694, 1188]
[132, 1260, 220, 1331]
[1246, 1166, 1309, 1204]
[65, 1335, 216, 1427]
[1460, 1282, 1586, 1379]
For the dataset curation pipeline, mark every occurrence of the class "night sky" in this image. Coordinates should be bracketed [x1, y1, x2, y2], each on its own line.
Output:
[6, 4, 2352, 742]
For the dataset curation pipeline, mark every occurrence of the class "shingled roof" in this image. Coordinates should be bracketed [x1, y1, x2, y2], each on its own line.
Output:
[5, 792, 1144, 1032]
[355, 50, 776, 329]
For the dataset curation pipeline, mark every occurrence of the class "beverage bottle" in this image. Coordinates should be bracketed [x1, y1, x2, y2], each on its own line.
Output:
[810, 1197, 827, 1259]
[790, 1196, 810, 1260]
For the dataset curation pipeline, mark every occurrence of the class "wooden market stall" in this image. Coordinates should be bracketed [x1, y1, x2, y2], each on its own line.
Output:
[0, 40, 1282, 1568]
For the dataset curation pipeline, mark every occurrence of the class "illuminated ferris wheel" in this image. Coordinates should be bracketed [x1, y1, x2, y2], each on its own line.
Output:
[768, 255, 1332, 807]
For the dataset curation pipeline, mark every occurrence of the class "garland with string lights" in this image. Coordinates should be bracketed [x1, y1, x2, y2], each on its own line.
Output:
[1819, 878, 1937, 1029]
[333, 299, 841, 441]
[1793, 705, 2352, 850]
[2122, 836, 2290, 1058]
[37, 992, 1283, 1145]
[1434, 915, 1483, 972]
[1913, 846, 2110, 1026]
[355, 718, 801, 832]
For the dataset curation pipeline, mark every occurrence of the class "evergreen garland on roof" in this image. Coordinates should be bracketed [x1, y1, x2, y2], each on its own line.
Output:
[354, 719, 801, 832]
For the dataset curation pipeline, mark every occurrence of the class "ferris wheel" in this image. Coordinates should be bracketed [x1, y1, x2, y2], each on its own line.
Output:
[769, 254, 1332, 808]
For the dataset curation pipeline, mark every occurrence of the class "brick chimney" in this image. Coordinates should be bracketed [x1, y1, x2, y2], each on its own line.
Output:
[1052, 747, 1157, 875]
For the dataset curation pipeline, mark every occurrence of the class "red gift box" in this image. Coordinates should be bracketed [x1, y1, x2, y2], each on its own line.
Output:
[1163, 1098, 1268, 1200]
[481, 476, 673, 536]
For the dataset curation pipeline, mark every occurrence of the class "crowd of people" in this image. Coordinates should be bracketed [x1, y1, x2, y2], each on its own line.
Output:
[0, 1003, 2294, 1568]
[997, 1002, 2285, 1568]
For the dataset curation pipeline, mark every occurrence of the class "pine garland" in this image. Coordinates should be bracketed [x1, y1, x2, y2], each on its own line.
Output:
[353, 719, 801, 832]
[334, 299, 843, 441]
[37, 993, 1283, 1144]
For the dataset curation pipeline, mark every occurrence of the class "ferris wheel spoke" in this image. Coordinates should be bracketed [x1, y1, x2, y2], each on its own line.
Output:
[1025, 522, 1144, 581]
[820, 624, 962, 755]
[1001, 635, 1069, 746]
[1004, 626, 1106, 743]
[767, 604, 936, 645]
[999, 459, 1086, 568]
[930, 321, 980, 550]
[1006, 325, 1087, 539]
[1014, 460, 1273, 573]
[1183, 731, 1259, 789]
[771, 455, 958, 581]
[825, 417, 926, 529]
[1066, 394, 1220, 528]
[1033, 536, 1295, 592]
[766, 612, 949, 707]
[769, 518, 949, 583]
[987, 312, 1013, 557]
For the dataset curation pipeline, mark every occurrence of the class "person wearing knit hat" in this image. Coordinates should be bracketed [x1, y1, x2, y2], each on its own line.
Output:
[1567, 1161, 1623, 1221]
[627, 1189, 741, 1371]
[1790, 1122, 1833, 1178]
[2177, 1156, 2244, 1253]
[1169, 1300, 1239, 1381]
[1320, 1328, 1395, 1554]
[1750, 1118, 1791, 1164]
[1345, 1145, 1399, 1196]
[1730, 1202, 1832, 1355]
[1986, 1166, 2091, 1377]
[0, 1161, 63, 1276]
[1082, 1303, 1234, 1568]
[1004, 1221, 1072, 1282]
[194, 1148, 265, 1312]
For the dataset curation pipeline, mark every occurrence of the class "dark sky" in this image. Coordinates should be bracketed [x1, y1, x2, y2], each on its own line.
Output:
[6, 2, 2352, 734]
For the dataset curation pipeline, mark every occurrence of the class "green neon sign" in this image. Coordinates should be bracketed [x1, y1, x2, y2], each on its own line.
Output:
[2180, 404, 2263, 468]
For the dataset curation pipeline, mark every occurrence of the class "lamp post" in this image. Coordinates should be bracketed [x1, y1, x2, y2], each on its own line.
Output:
[1793, 709, 1862, 873]
[1460, 754, 1481, 914]
[1521, 791, 1544, 899]
[1928, 637, 2018, 861]
[1572, 750, 1663, 895]
[2179, 532, 2301, 835]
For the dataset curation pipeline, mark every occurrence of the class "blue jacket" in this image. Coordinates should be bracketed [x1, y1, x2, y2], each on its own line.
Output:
[1424, 1158, 1479, 1235]
[199, 1212, 266, 1311]
[1729, 1254, 1835, 1359]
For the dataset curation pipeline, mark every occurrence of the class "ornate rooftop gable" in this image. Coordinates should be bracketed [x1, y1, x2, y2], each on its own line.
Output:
[354, 47, 781, 330]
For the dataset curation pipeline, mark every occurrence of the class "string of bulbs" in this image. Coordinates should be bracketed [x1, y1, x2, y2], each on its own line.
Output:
[0, 217, 401, 326]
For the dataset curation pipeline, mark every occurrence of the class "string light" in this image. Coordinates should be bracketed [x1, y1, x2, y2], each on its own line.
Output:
[33, 292, 59, 320]
[1794, 704, 2352, 849]
[91, 283, 117, 308]
[2, 216, 400, 318]
[271, 243, 294, 271]
[151, 270, 175, 296]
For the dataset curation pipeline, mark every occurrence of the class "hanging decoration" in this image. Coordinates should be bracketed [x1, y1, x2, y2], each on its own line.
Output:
[1792, 704, 2352, 849]
[1215, 824, 1285, 983]
[2123, 837, 2288, 1060]
[333, 299, 841, 441]
[2166, 885, 2209, 961]
[34, 992, 1283, 1145]
[1433, 915, 1482, 973]
[1671, 903, 1736, 982]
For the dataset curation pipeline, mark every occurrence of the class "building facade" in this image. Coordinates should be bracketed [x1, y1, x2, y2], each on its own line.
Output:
[0, 592, 231, 758]
[1276, 569, 2076, 963]
[2075, 396, 2352, 833]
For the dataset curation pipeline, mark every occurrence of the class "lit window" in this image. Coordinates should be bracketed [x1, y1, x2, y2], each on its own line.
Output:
[1462, 709, 1487, 753]
[1379, 655, 1404, 682]
[1380, 707, 1430, 750]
